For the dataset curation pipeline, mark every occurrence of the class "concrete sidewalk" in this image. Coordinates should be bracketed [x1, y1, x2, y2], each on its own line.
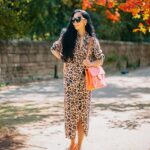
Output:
[0, 67, 150, 150]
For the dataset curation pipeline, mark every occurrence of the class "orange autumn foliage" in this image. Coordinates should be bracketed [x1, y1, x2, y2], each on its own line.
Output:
[105, 9, 120, 22]
[82, 0, 93, 10]
[82, 0, 150, 33]
[107, 0, 117, 8]
[95, 0, 106, 6]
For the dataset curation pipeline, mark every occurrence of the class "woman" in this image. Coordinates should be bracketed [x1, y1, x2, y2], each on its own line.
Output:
[51, 9, 104, 150]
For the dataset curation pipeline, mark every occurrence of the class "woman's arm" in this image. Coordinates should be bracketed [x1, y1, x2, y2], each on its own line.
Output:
[51, 40, 62, 59]
[83, 37, 105, 67]
[83, 58, 103, 67]
[63, 63, 66, 73]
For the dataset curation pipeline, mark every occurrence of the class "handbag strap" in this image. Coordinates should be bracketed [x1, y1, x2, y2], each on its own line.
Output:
[86, 37, 93, 60]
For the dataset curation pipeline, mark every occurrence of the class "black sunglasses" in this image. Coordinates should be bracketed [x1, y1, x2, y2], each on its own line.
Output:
[72, 16, 83, 23]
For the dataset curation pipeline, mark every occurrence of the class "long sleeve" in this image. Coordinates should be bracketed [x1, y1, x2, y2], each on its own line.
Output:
[92, 38, 105, 61]
[50, 35, 63, 54]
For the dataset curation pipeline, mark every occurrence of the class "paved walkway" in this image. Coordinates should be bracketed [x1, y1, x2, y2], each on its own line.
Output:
[0, 67, 150, 150]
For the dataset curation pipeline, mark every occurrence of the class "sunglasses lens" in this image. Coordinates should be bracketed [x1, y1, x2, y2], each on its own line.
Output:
[76, 17, 81, 22]
[72, 16, 82, 23]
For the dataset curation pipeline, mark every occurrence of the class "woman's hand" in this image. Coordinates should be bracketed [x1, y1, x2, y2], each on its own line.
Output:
[83, 59, 103, 67]
[83, 59, 91, 67]
[51, 50, 61, 59]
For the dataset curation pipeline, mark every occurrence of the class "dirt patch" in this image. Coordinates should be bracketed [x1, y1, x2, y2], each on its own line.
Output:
[0, 126, 26, 150]
[107, 119, 140, 129]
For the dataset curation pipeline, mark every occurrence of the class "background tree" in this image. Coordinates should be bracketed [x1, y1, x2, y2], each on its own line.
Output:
[0, 0, 29, 39]
[0, 0, 149, 42]
[82, 0, 150, 34]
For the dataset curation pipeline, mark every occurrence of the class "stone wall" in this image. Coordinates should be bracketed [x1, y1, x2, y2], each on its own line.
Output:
[0, 40, 150, 84]
[102, 40, 150, 72]
[0, 40, 63, 84]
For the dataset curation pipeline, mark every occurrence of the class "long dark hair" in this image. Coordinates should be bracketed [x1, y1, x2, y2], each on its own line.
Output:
[61, 9, 95, 62]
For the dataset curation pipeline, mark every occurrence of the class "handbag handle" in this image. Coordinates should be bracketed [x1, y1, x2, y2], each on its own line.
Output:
[86, 37, 93, 60]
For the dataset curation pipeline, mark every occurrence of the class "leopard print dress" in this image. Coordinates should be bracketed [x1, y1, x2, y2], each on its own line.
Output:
[50, 32, 104, 139]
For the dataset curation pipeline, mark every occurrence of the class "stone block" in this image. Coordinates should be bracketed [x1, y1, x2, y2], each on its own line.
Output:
[0, 55, 1, 64]
[28, 54, 37, 62]
[42, 54, 49, 62]
[36, 54, 43, 62]
[13, 54, 20, 63]
[20, 54, 29, 63]
[1, 54, 8, 64]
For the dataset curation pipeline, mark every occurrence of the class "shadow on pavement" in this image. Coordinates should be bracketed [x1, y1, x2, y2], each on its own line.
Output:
[0, 101, 64, 127]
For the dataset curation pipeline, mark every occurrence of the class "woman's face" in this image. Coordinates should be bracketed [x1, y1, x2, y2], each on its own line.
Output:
[72, 12, 87, 31]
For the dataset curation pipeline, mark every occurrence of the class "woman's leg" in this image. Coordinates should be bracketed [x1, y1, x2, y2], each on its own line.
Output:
[69, 137, 76, 150]
[77, 120, 85, 150]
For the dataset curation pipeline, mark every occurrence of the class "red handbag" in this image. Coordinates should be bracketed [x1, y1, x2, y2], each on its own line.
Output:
[85, 38, 106, 91]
